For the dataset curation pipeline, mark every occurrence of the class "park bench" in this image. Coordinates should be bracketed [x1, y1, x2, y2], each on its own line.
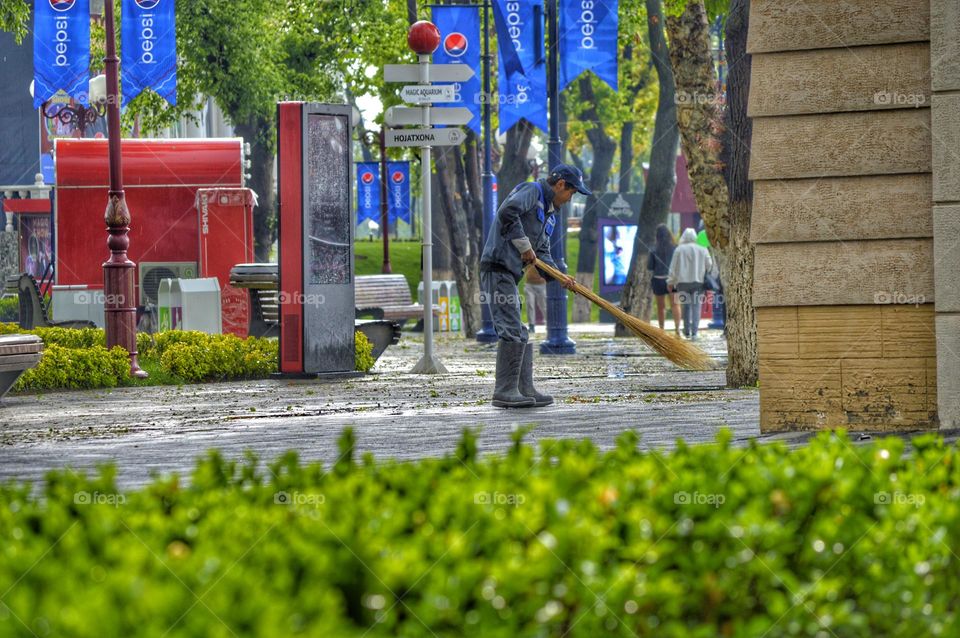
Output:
[4, 273, 96, 330]
[354, 274, 427, 326]
[0, 334, 42, 401]
[228, 263, 402, 362]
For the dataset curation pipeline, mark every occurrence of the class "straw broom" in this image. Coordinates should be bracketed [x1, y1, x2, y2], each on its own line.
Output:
[534, 259, 716, 371]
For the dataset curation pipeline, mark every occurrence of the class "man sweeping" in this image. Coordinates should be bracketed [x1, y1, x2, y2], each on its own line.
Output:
[479, 164, 590, 408]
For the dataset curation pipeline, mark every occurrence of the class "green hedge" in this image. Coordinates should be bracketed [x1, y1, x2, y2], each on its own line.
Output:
[0, 295, 17, 322]
[1, 430, 958, 637]
[14, 344, 131, 391]
[0, 324, 376, 389]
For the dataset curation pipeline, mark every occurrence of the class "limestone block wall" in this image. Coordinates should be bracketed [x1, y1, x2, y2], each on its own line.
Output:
[931, 0, 960, 427]
[748, 0, 941, 431]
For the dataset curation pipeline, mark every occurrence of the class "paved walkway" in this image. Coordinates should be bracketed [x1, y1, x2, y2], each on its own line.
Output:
[0, 326, 943, 489]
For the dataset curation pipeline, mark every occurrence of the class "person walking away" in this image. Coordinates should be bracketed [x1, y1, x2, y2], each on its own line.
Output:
[479, 164, 587, 408]
[667, 228, 712, 341]
[648, 223, 680, 337]
[524, 265, 548, 334]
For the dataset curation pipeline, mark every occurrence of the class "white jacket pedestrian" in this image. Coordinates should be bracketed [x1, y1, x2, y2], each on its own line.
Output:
[667, 228, 712, 289]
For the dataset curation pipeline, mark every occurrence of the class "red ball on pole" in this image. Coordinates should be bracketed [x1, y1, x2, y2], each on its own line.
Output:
[407, 20, 441, 55]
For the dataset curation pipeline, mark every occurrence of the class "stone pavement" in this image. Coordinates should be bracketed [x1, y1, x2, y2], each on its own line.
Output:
[0, 326, 945, 489]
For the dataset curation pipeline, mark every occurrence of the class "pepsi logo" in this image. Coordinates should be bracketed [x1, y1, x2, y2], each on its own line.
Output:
[361, 172, 375, 185]
[391, 171, 404, 184]
[135, 0, 161, 8]
[49, 0, 76, 11]
[443, 32, 468, 58]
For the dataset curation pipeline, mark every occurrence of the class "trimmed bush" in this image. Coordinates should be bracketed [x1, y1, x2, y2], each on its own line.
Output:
[0, 431, 958, 637]
[14, 344, 130, 390]
[159, 332, 278, 383]
[0, 296, 17, 322]
[355, 330, 375, 373]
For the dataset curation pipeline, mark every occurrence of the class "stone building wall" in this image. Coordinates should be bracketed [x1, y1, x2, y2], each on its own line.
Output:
[748, 0, 944, 430]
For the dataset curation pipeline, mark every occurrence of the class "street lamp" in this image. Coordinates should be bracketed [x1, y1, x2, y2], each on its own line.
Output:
[360, 127, 392, 274]
[102, 0, 146, 378]
[32, 75, 107, 138]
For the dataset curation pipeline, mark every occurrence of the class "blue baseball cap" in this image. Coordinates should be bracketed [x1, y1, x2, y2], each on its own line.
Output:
[550, 164, 592, 196]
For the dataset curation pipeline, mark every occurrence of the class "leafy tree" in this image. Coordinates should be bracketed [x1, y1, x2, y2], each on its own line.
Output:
[661, 0, 757, 386]
[620, 0, 680, 328]
[0, 0, 29, 43]
[565, 0, 658, 320]
[125, 0, 410, 261]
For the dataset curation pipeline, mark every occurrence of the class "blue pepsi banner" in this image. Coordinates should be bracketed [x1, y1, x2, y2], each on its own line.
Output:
[496, 0, 547, 134]
[122, 0, 177, 107]
[33, 0, 91, 108]
[432, 5, 481, 134]
[559, 0, 618, 92]
[356, 162, 380, 224]
[492, 0, 527, 79]
[386, 162, 411, 225]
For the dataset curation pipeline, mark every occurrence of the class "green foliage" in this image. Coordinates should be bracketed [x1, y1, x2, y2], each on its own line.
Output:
[0, 0, 29, 44]
[14, 344, 130, 391]
[355, 330, 375, 373]
[0, 296, 17, 322]
[1, 431, 959, 636]
[157, 332, 279, 383]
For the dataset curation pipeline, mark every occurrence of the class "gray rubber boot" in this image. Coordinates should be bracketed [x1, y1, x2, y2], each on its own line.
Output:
[492, 341, 536, 408]
[519, 343, 554, 407]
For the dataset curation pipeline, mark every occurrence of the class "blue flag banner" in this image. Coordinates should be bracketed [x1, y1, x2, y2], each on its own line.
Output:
[432, 5, 481, 135]
[496, 0, 547, 134]
[492, 0, 526, 79]
[387, 161, 411, 225]
[356, 162, 381, 225]
[559, 0, 618, 92]
[33, 0, 91, 108]
[121, 0, 177, 107]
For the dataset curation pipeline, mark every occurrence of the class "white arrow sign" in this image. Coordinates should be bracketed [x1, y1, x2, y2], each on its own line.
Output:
[385, 106, 473, 127]
[400, 84, 456, 104]
[384, 63, 475, 83]
[385, 128, 467, 148]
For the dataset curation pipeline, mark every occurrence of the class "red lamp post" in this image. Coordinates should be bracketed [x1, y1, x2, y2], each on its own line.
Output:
[102, 0, 147, 378]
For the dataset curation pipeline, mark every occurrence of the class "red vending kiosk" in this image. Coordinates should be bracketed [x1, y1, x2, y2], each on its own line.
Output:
[277, 102, 357, 377]
[196, 188, 256, 337]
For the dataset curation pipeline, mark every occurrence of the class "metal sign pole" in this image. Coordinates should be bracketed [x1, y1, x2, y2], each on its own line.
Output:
[412, 52, 447, 374]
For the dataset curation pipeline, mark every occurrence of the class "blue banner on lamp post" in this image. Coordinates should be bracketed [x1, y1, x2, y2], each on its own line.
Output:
[121, 0, 178, 107]
[559, 0, 618, 91]
[356, 162, 381, 224]
[432, 5, 482, 135]
[386, 161, 411, 225]
[33, 0, 91, 108]
[496, 0, 548, 134]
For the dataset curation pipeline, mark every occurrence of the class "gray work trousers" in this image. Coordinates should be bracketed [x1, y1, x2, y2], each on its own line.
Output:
[675, 282, 705, 337]
[481, 270, 528, 343]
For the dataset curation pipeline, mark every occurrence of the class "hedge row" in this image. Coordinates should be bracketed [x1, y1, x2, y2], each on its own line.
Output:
[1, 431, 958, 637]
[0, 323, 376, 390]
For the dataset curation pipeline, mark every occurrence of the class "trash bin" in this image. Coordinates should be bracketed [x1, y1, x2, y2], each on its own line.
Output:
[157, 278, 182, 332]
[449, 282, 462, 332]
[177, 278, 222, 334]
[438, 281, 451, 331]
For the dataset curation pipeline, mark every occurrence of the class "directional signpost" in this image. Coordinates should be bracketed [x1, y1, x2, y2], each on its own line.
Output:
[399, 84, 456, 104]
[385, 106, 473, 127]
[386, 20, 473, 375]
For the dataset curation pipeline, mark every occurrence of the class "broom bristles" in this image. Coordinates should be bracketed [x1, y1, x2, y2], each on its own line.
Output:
[535, 259, 716, 371]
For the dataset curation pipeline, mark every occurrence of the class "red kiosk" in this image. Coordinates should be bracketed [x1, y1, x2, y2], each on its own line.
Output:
[53, 138, 254, 334]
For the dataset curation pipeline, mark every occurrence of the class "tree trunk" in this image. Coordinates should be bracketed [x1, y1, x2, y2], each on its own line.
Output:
[234, 118, 275, 262]
[434, 147, 482, 337]
[619, 0, 679, 332]
[573, 75, 618, 322]
[720, 0, 757, 386]
[495, 119, 534, 203]
[664, 1, 730, 249]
